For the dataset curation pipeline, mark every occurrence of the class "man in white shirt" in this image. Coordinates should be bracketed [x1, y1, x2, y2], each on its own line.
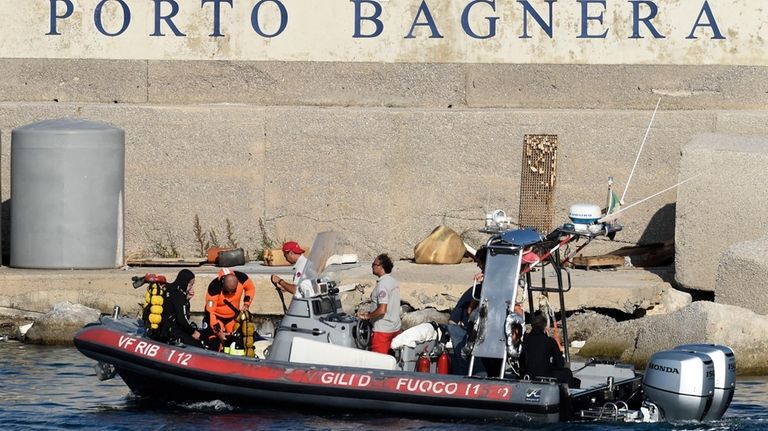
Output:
[359, 253, 401, 355]
[271, 241, 313, 298]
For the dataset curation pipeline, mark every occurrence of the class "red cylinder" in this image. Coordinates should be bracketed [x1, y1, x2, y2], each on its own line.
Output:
[437, 351, 450, 374]
[416, 354, 431, 373]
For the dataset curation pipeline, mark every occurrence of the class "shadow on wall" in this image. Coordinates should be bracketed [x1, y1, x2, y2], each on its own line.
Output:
[635, 202, 717, 300]
[638, 202, 675, 245]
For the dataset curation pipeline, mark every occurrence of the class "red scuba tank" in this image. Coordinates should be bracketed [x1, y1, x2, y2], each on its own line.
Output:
[416, 354, 431, 372]
[436, 351, 450, 374]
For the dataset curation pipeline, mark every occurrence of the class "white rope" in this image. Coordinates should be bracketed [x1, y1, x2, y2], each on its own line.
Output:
[621, 97, 662, 204]
[600, 175, 700, 223]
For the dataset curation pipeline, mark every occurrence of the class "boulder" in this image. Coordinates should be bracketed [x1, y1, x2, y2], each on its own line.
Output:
[414, 226, 466, 264]
[25, 302, 101, 345]
[0, 306, 42, 340]
[676, 134, 768, 292]
[646, 285, 691, 316]
[578, 301, 768, 374]
[566, 311, 619, 342]
[0, 321, 17, 339]
[716, 236, 768, 315]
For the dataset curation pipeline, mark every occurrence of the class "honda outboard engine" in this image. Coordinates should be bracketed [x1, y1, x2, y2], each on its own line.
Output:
[674, 344, 736, 420]
[642, 350, 715, 421]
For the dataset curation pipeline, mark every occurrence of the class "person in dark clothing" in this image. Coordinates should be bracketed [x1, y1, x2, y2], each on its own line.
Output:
[520, 314, 573, 384]
[157, 269, 206, 349]
[448, 247, 486, 375]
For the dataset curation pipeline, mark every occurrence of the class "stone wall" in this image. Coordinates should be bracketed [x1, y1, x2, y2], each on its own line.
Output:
[675, 134, 768, 292]
[716, 237, 768, 314]
[0, 60, 767, 262]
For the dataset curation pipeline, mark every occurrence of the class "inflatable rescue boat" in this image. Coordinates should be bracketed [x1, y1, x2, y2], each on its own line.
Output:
[75, 224, 736, 423]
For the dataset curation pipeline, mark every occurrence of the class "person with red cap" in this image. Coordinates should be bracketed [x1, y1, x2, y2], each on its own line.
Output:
[270, 241, 314, 298]
[201, 268, 255, 351]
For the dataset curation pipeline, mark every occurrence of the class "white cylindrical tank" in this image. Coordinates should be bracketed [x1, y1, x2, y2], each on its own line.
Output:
[10, 119, 124, 269]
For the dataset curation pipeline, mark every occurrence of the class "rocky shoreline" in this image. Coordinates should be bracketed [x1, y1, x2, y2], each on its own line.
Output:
[1, 262, 765, 375]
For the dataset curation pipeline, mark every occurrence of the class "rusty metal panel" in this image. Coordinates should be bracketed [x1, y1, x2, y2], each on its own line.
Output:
[518, 135, 558, 233]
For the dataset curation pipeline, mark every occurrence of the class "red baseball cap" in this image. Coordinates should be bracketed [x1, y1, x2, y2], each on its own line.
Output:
[282, 241, 305, 254]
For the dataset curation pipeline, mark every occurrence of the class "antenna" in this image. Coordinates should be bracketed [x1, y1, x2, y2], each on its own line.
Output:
[600, 175, 699, 223]
[621, 97, 662, 204]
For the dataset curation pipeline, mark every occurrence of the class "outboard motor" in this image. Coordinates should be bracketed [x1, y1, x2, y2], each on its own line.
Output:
[642, 350, 715, 421]
[674, 344, 736, 420]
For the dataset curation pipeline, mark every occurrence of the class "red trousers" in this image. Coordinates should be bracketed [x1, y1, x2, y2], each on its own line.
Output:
[372, 331, 401, 355]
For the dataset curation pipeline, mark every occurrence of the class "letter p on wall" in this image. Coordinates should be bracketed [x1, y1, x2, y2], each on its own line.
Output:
[48, 0, 74, 35]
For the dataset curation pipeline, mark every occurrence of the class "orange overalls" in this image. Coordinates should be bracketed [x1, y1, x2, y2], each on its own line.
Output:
[204, 269, 255, 344]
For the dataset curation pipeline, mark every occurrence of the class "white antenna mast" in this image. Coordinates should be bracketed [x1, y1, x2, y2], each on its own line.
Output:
[621, 97, 662, 204]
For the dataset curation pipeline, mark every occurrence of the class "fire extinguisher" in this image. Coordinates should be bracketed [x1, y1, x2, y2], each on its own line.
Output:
[416, 353, 431, 372]
[436, 351, 450, 374]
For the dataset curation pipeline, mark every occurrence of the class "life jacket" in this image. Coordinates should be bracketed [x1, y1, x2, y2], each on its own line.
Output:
[138, 274, 168, 338]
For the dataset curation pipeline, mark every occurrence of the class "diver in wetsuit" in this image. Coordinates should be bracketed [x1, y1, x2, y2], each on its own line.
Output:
[157, 269, 206, 349]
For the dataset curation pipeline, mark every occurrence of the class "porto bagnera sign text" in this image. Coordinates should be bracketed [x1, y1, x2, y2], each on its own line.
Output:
[0, 0, 760, 64]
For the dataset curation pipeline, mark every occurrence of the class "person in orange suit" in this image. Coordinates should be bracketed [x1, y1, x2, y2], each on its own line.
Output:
[201, 268, 255, 351]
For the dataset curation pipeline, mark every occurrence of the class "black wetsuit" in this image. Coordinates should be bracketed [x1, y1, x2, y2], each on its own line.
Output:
[160, 286, 206, 348]
[520, 326, 572, 383]
[153, 269, 206, 349]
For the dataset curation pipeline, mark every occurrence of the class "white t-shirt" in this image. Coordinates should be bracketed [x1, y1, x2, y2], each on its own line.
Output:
[291, 255, 314, 298]
[370, 274, 401, 333]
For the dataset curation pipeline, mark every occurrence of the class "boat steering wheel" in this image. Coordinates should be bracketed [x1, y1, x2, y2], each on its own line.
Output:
[355, 319, 372, 349]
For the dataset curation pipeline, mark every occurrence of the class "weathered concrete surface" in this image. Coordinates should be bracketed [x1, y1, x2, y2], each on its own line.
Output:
[24, 302, 100, 345]
[0, 103, 684, 259]
[261, 106, 698, 259]
[3, 60, 768, 110]
[716, 237, 768, 315]
[1, 105, 768, 261]
[0, 60, 765, 262]
[467, 65, 768, 110]
[578, 301, 768, 375]
[0, 59, 148, 104]
[675, 134, 768, 292]
[0, 263, 674, 319]
[148, 61, 466, 108]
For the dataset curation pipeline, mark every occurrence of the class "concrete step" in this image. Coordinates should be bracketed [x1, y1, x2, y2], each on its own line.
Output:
[0, 262, 678, 318]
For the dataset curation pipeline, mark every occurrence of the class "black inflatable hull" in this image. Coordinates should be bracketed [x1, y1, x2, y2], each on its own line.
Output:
[75, 318, 567, 422]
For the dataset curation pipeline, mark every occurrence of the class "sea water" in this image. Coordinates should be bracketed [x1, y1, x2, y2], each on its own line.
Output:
[1, 342, 766, 431]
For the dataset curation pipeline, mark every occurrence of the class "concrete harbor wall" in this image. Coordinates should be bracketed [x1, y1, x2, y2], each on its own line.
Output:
[1, 60, 767, 262]
[676, 134, 768, 293]
[0, 1, 766, 375]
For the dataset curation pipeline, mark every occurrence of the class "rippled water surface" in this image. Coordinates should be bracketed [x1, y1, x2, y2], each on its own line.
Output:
[1, 342, 766, 430]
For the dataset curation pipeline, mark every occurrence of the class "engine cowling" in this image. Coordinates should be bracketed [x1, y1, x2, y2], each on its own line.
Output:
[642, 350, 715, 421]
[674, 344, 736, 420]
